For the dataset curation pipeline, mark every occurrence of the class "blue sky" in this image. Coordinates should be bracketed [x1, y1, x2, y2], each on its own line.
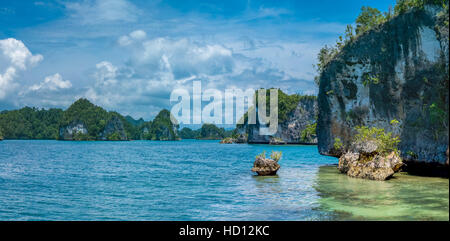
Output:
[0, 0, 395, 120]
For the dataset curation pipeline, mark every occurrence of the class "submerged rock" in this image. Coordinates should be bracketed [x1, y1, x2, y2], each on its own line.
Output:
[251, 156, 281, 176]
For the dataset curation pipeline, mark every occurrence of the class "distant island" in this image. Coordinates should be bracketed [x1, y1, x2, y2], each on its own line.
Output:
[0, 98, 179, 141]
[179, 124, 235, 140]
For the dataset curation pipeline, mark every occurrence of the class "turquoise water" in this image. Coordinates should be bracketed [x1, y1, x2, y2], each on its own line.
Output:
[0, 140, 448, 220]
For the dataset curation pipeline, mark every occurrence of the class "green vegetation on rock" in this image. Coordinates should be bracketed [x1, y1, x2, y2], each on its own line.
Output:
[314, 0, 449, 85]
[146, 109, 179, 141]
[353, 126, 401, 155]
[300, 123, 317, 142]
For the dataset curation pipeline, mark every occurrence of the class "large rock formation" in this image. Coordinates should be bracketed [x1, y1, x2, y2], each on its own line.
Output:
[318, 6, 449, 174]
[148, 109, 180, 140]
[238, 95, 318, 144]
[338, 140, 403, 181]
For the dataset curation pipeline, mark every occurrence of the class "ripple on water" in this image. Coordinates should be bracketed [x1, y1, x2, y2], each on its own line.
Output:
[0, 140, 448, 220]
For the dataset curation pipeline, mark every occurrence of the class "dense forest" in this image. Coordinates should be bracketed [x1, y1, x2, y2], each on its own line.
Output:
[0, 98, 178, 141]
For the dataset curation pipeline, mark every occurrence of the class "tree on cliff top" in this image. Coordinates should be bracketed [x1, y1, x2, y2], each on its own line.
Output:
[355, 7, 387, 35]
[148, 109, 180, 140]
[61, 98, 110, 139]
[314, 0, 449, 86]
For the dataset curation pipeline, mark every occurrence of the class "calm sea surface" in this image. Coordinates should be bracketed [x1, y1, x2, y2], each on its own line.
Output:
[0, 140, 448, 220]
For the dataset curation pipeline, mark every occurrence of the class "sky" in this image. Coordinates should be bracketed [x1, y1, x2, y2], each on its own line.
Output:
[0, 0, 396, 120]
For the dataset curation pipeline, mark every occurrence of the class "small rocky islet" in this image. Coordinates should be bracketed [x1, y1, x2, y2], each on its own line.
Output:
[251, 151, 282, 176]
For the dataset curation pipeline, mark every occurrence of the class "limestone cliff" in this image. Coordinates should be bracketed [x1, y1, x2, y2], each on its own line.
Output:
[59, 121, 89, 140]
[238, 96, 318, 144]
[317, 6, 449, 172]
[99, 116, 128, 141]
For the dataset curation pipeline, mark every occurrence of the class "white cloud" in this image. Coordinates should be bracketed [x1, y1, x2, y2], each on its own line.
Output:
[95, 61, 118, 86]
[0, 38, 43, 99]
[29, 73, 72, 91]
[129, 30, 147, 40]
[130, 37, 234, 79]
[118, 30, 147, 46]
[65, 0, 140, 24]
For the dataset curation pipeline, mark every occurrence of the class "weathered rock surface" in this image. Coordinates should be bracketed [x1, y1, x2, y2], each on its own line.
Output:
[338, 140, 403, 180]
[238, 97, 318, 144]
[251, 156, 280, 176]
[235, 134, 248, 143]
[59, 121, 88, 140]
[318, 6, 449, 173]
[99, 116, 128, 141]
[339, 151, 403, 181]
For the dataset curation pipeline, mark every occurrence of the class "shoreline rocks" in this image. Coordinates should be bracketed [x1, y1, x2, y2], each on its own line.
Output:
[219, 134, 248, 144]
[338, 141, 403, 181]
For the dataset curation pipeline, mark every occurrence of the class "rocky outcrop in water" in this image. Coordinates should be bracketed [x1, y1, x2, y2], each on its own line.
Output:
[220, 134, 248, 144]
[338, 140, 403, 181]
[251, 156, 281, 176]
[238, 94, 318, 144]
[317, 6, 449, 174]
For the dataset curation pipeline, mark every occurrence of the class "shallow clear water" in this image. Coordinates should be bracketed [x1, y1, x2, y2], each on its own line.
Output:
[0, 140, 448, 220]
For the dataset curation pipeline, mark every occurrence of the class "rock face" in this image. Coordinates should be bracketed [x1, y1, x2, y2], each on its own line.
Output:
[251, 156, 281, 176]
[338, 141, 403, 181]
[59, 121, 89, 140]
[60, 116, 128, 141]
[148, 109, 180, 140]
[318, 6, 449, 171]
[239, 97, 318, 144]
[99, 116, 128, 141]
